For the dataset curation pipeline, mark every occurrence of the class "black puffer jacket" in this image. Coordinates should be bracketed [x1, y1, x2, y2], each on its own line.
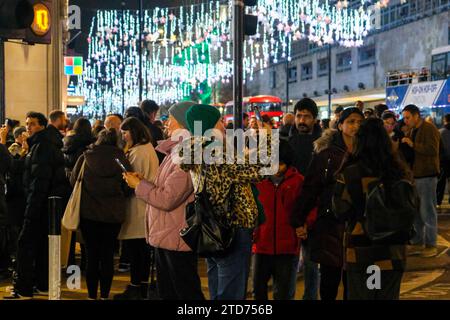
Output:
[62, 133, 94, 177]
[292, 129, 347, 268]
[0, 144, 12, 226]
[23, 128, 68, 221]
[5, 156, 25, 227]
[288, 123, 322, 175]
[70, 145, 132, 224]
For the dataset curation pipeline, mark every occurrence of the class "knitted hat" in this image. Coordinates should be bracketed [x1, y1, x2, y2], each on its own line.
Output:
[185, 104, 222, 135]
[168, 101, 196, 129]
[338, 107, 364, 125]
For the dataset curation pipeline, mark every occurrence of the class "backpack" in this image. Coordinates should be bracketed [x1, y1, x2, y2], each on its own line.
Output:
[362, 178, 418, 243]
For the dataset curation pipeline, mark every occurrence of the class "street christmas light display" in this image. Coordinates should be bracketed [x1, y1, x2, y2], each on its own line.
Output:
[76, 0, 372, 117]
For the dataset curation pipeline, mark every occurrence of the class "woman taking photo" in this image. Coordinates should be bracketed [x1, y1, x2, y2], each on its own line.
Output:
[114, 117, 159, 300]
[70, 129, 132, 300]
[123, 101, 204, 300]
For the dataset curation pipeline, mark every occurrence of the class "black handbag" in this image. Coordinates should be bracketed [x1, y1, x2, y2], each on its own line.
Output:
[180, 165, 235, 258]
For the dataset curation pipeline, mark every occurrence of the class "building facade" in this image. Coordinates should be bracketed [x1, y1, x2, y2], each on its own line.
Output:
[245, 0, 450, 117]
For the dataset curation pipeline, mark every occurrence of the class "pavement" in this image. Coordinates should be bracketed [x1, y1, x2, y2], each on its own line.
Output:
[1, 208, 450, 300]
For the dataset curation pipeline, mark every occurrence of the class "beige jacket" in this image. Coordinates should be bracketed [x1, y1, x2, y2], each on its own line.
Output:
[118, 143, 159, 239]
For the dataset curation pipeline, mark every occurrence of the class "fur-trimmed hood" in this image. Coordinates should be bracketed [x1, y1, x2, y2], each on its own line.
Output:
[314, 129, 346, 154]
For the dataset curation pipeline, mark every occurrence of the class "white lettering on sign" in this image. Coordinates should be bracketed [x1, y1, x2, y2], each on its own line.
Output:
[403, 80, 445, 107]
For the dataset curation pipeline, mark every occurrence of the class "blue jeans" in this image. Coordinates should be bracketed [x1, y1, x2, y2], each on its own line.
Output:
[412, 177, 438, 247]
[206, 228, 253, 300]
[302, 243, 320, 300]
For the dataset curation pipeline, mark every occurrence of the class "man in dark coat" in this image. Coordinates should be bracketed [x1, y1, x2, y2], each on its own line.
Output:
[288, 98, 322, 175]
[288, 98, 322, 300]
[0, 143, 12, 226]
[6, 112, 67, 299]
[0, 143, 12, 278]
[47, 111, 74, 198]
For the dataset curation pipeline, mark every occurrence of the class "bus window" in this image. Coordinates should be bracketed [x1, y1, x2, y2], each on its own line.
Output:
[431, 53, 446, 80]
[251, 103, 282, 112]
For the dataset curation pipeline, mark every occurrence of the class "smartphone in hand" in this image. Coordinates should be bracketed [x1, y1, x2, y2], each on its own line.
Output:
[115, 158, 128, 173]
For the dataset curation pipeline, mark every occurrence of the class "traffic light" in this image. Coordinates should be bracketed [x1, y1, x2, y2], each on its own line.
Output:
[0, 1, 51, 44]
[25, 0, 51, 44]
[0, 0, 34, 39]
[244, 0, 258, 36]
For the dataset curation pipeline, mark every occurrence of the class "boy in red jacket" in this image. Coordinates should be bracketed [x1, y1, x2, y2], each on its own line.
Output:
[252, 139, 304, 300]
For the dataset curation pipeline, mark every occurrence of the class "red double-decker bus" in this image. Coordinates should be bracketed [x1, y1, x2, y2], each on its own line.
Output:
[223, 95, 284, 128]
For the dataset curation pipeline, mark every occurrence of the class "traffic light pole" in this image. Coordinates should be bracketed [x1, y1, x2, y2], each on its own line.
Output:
[0, 39, 4, 124]
[51, 0, 63, 112]
[233, 0, 244, 130]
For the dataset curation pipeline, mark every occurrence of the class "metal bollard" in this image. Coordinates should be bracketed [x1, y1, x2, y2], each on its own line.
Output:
[48, 196, 63, 300]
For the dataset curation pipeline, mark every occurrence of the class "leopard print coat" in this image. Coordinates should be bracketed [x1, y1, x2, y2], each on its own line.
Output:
[179, 135, 273, 228]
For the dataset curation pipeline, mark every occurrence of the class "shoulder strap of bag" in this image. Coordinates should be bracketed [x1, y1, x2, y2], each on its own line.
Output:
[77, 160, 86, 182]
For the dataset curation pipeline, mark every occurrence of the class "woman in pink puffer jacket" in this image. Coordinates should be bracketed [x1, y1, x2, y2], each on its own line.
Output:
[123, 101, 204, 300]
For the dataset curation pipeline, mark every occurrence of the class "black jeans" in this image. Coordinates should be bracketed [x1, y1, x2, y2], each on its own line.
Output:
[80, 219, 121, 299]
[320, 264, 347, 300]
[347, 270, 403, 300]
[68, 232, 86, 269]
[155, 247, 204, 300]
[14, 213, 49, 297]
[119, 240, 130, 264]
[253, 254, 299, 300]
[124, 239, 151, 285]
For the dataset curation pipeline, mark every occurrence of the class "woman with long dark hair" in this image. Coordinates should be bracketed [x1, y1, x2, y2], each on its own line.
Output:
[333, 118, 414, 300]
[114, 117, 159, 300]
[63, 118, 95, 268]
[63, 118, 94, 178]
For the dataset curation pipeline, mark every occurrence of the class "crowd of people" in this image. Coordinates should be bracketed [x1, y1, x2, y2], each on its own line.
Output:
[0, 96, 447, 301]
